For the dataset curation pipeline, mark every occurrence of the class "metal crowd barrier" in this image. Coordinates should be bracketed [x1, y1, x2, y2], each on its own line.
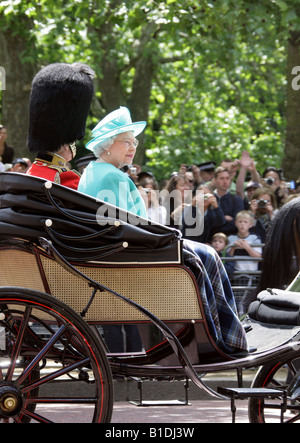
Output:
[221, 244, 265, 316]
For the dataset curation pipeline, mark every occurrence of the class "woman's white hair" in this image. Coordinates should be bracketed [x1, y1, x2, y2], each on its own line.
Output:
[92, 136, 116, 158]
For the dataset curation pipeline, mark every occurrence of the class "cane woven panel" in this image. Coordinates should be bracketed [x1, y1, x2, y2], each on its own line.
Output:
[0, 248, 202, 322]
[40, 256, 202, 322]
[0, 249, 45, 292]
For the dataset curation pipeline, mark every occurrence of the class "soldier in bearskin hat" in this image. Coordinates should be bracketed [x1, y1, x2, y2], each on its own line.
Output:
[26, 63, 94, 190]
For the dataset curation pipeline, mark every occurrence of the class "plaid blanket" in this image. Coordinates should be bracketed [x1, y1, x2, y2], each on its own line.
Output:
[183, 240, 248, 354]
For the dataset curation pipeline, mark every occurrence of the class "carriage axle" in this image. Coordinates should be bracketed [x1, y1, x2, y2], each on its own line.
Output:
[0, 383, 23, 418]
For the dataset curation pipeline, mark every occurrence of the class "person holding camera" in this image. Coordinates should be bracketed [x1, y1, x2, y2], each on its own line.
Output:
[138, 176, 167, 225]
[262, 167, 287, 208]
[181, 185, 226, 243]
[249, 187, 278, 242]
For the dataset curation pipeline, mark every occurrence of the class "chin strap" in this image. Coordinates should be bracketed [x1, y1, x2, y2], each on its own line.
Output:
[69, 142, 77, 159]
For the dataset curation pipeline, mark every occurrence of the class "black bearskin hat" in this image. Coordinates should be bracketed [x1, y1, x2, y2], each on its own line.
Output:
[27, 63, 95, 153]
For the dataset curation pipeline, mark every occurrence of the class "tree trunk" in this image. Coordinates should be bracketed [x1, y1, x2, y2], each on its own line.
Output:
[128, 56, 154, 166]
[97, 51, 124, 113]
[282, 32, 300, 181]
[92, 19, 157, 167]
[0, 29, 36, 158]
[128, 22, 158, 166]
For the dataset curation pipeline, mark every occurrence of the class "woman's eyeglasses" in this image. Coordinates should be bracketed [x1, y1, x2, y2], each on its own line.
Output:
[117, 138, 139, 149]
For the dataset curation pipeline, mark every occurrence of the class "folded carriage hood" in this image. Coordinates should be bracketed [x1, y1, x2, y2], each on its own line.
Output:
[0, 173, 182, 264]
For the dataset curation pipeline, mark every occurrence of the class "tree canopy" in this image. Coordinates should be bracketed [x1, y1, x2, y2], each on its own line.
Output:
[0, 0, 300, 181]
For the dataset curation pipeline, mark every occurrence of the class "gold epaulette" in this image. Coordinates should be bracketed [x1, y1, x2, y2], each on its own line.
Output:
[47, 164, 69, 174]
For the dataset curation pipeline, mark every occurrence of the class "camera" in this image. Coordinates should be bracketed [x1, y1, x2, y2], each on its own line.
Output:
[286, 181, 295, 190]
[257, 199, 269, 208]
[264, 177, 275, 186]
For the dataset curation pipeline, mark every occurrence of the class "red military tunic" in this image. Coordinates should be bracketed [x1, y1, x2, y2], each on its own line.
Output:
[27, 152, 80, 190]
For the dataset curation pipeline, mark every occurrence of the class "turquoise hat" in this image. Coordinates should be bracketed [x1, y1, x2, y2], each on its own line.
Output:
[86, 106, 147, 152]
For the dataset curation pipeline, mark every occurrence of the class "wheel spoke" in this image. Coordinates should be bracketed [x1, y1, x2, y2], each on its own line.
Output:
[21, 408, 53, 424]
[270, 380, 283, 389]
[26, 397, 97, 405]
[17, 324, 67, 385]
[22, 357, 90, 394]
[6, 307, 32, 381]
[285, 413, 300, 424]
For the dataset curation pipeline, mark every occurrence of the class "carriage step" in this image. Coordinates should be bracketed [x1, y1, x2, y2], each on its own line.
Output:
[129, 378, 191, 407]
[217, 387, 287, 423]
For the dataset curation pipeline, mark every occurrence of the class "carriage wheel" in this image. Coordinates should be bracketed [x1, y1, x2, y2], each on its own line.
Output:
[0, 287, 113, 423]
[248, 355, 300, 423]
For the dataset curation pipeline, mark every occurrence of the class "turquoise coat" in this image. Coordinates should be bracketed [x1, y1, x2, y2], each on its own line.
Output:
[78, 162, 147, 218]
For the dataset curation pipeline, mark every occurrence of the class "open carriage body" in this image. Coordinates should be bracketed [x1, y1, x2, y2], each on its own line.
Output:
[0, 173, 300, 423]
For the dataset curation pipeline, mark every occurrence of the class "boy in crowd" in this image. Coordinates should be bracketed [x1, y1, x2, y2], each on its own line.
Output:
[211, 232, 235, 277]
[228, 211, 262, 272]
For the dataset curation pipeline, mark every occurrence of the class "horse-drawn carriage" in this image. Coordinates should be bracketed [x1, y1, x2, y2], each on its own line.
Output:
[0, 172, 300, 423]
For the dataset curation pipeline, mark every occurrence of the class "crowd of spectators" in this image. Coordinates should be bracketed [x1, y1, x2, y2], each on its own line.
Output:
[119, 151, 300, 309]
[124, 151, 298, 246]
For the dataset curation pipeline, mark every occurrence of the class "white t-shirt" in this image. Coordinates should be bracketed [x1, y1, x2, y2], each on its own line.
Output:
[148, 205, 167, 225]
[228, 233, 262, 271]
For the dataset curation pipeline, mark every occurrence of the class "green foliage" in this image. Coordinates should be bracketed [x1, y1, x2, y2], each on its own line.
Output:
[145, 1, 288, 179]
[1, 0, 299, 180]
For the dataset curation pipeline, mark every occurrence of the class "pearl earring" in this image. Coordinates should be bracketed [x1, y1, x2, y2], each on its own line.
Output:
[107, 151, 111, 156]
